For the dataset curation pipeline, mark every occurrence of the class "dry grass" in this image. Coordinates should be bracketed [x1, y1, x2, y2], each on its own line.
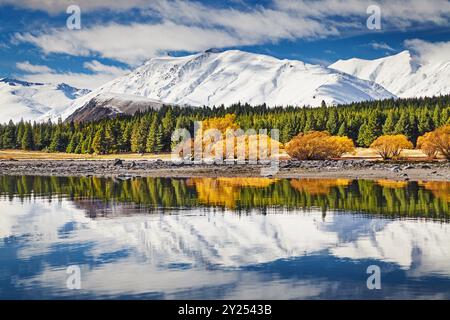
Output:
[0, 148, 432, 161]
[0, 150, 173, 160]
[341, 148, 429, 160]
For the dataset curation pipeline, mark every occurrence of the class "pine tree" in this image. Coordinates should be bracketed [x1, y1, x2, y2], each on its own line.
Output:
[2, 120, 16, 149]
[326, 109, 338, 135]
[161, 108, 175, 149]
[154, 124, 164, 153]
[394, 111, 409, 135]
[21, 123, 34, 150]
[131, 117, 149, 153]
[49, 127, 64, 152]
[357, 123, 372, 147]
[382, 110, 396, 135]
[418, 110, 432, 134]
[92, 127, 106, 154]
[146, 115, 158, 153]
[16, 120, 25, 148]
[304, 113, 316, 132]
[337, 121, 347, 137]
[66, 133, 79, 153]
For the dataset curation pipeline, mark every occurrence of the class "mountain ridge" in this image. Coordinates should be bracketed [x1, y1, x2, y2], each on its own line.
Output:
[330, 50, 450, 98]
[61, 49, 394, 122]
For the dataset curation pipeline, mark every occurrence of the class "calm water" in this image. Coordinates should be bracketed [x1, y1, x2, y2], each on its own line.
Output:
[0, 175, 449, 300]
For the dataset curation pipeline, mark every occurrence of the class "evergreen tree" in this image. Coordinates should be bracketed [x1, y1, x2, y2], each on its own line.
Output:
[21, 123, 34, 150]
[146, 115, 158, 153]
[382, 110, 396, 135]
[49, 127, 65, 152]
[326, 109, 339, 135]
[154, 124, 164, 152]
[337, 121, 347, 137]
[131, 117, 149, 153]
[2, 120, 16, 149]
[418, 110, 432, 135]
[394, 111, 409, 135]
[92, 127, 106, 154]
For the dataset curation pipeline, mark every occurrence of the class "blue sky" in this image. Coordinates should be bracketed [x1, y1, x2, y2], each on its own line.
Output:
[1, 0, 450, 89]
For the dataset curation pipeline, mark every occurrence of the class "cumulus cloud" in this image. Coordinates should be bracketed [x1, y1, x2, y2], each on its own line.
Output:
[0, 0, 150, 14]
[16, 61, 54, 73]
[404, 39, 450, 65]
[19, 60, 129, 89]
[12, 0, 450, 67]
[8, 0, 450, 90]
[14, 22, 248, 65]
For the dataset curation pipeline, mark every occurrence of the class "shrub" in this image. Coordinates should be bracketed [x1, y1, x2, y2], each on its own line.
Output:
[417, 125, 450, 160]
[176, 134, 283, 161]
[212, 134, 283, 160]
[370, 135, 413, 160]
[285, 131, 355, 160]
[417, 132, 438, 158]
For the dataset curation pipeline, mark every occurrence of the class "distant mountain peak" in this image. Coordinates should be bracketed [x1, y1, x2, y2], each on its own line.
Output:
[0, 77, 44, 87]
[63, 49, 394, 121]
[204, 48, 224, 54]
[330, 49, 450, 98]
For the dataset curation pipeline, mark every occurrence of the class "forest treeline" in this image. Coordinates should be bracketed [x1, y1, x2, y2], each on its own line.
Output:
[0, 176, 448, 218]
[0, 95, 449, 154]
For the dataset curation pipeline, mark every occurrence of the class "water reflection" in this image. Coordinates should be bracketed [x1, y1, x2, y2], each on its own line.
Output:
[0, 176, 448, 218]
[0, 176, 449, 299]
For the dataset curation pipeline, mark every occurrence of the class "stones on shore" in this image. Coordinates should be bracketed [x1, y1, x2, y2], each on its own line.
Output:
[390, 166, 401, 172]
[113, 159, 123, 166]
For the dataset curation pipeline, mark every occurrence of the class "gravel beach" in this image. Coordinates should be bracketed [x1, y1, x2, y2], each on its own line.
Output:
[0, 159, 448, 181]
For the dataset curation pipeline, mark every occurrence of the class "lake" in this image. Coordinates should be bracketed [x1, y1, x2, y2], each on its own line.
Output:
[0, 175, 449, 299]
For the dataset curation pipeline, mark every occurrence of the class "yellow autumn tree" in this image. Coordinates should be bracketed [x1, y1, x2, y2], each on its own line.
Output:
[285, 131, 355, 160]
[417, 132, 439, 159]
[370, 134, 413, 160]
[201, 114, 240, 137]
[212, 134, 283, 160]
[417, 125, 450, 160]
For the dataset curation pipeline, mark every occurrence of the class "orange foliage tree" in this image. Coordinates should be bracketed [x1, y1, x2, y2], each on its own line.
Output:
[285, 131, 355, 160]
[370, 134, 413, 160]
[416, 125, 450, 160]
[212, 134, 283, 160]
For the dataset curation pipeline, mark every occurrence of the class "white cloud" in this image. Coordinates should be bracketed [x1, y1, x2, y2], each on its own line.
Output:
[404, 39, 450, 64]
[370, 42, 395, 52]
[19, 60, 129, 89]
[12, 0, 450, 67]
[83, 60, 128, 76]
[16, 61, 54, 73]
[0, 0, 150, 14]
[15, 22, 259, 65]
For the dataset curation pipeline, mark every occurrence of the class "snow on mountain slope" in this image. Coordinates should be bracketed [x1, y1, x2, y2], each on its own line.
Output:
[65, 93, 166, 123]
[330, 50, 450, 98]
[0, 78, 89, 123]
[66, 50, 394, 120]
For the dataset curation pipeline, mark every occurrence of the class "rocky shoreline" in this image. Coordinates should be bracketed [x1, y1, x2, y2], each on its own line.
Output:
[0, 159, 448, 181]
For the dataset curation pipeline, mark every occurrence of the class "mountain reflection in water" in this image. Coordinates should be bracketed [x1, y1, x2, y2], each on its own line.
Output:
[0, 175, 449, 299]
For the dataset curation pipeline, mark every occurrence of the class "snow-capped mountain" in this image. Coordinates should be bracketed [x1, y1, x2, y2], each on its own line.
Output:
[65, 49, 394, 120]
[65, 93, 166, 123]
[330, 50, 450, 98]
[0, 78, 89, 123]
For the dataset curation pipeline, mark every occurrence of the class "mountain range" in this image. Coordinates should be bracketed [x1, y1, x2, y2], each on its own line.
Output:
[330, 50, 450, 98]
[1, 48, 449, 123]
[0, 78, 89, 122]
